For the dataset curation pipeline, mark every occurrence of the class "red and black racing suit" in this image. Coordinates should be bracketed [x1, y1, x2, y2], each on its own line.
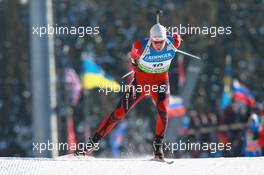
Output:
[93, 34, 181, 142]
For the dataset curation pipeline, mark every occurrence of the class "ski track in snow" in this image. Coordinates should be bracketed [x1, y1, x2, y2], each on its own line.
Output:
[0, 157, 264, 175]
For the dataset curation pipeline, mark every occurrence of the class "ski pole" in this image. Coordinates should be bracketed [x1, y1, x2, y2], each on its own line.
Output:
[121, 70, 134, 79]
[156, 10, 163, 24]
[174, 48, 201, 60]
[156, 9, 201, 60]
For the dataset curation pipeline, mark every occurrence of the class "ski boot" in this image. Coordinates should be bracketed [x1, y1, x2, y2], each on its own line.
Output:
[74, 137, 100, 156]
[152, 136, 164, 160]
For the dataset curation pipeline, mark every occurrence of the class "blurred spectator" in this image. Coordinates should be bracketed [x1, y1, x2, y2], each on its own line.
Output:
[257, 104, 264, 156]
[243, 113, 261, 157]
[109, 121, 128, 158]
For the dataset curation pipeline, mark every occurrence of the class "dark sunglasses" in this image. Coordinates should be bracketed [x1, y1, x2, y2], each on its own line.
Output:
[153, 40, 165, 44]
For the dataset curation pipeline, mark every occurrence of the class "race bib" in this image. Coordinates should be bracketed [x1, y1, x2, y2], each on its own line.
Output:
[138, 37, 176, 73]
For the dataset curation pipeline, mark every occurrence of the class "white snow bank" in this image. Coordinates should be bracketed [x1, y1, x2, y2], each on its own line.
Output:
[0, 157, 263, 175]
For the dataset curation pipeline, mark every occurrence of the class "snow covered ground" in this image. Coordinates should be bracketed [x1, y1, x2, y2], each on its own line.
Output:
[0, 156, 263, 175]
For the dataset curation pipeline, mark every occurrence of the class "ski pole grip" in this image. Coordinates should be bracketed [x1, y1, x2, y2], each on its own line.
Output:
[156, 10, 163, 24]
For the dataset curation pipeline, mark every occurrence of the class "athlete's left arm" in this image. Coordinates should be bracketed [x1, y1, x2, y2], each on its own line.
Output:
[172, 33, 181, 48]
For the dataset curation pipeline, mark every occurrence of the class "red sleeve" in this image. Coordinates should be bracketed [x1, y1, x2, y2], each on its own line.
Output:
[173, 33, 181, 48]
[130, 40, 142, 60]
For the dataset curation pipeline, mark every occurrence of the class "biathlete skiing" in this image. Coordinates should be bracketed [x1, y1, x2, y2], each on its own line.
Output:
[74, 10, 200, 161]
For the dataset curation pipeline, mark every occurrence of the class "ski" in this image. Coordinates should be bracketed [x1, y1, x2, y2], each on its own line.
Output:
[150, 158, 174, 164]
[56, 153, 95, 160]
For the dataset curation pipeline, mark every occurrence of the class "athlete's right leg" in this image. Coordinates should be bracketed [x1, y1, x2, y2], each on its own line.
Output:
[75, 79, 145, 155]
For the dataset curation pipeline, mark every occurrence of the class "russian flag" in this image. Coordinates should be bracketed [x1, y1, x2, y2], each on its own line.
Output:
[168, 96, 186, 118]
[232, 79, 256, 108]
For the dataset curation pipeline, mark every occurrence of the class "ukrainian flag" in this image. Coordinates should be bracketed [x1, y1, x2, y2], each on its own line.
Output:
[220, 56, 232, 110]
[82, 58, 120, 91]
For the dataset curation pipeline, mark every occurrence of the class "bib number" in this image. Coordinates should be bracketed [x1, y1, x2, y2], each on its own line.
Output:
[153, 63, 163, 68]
